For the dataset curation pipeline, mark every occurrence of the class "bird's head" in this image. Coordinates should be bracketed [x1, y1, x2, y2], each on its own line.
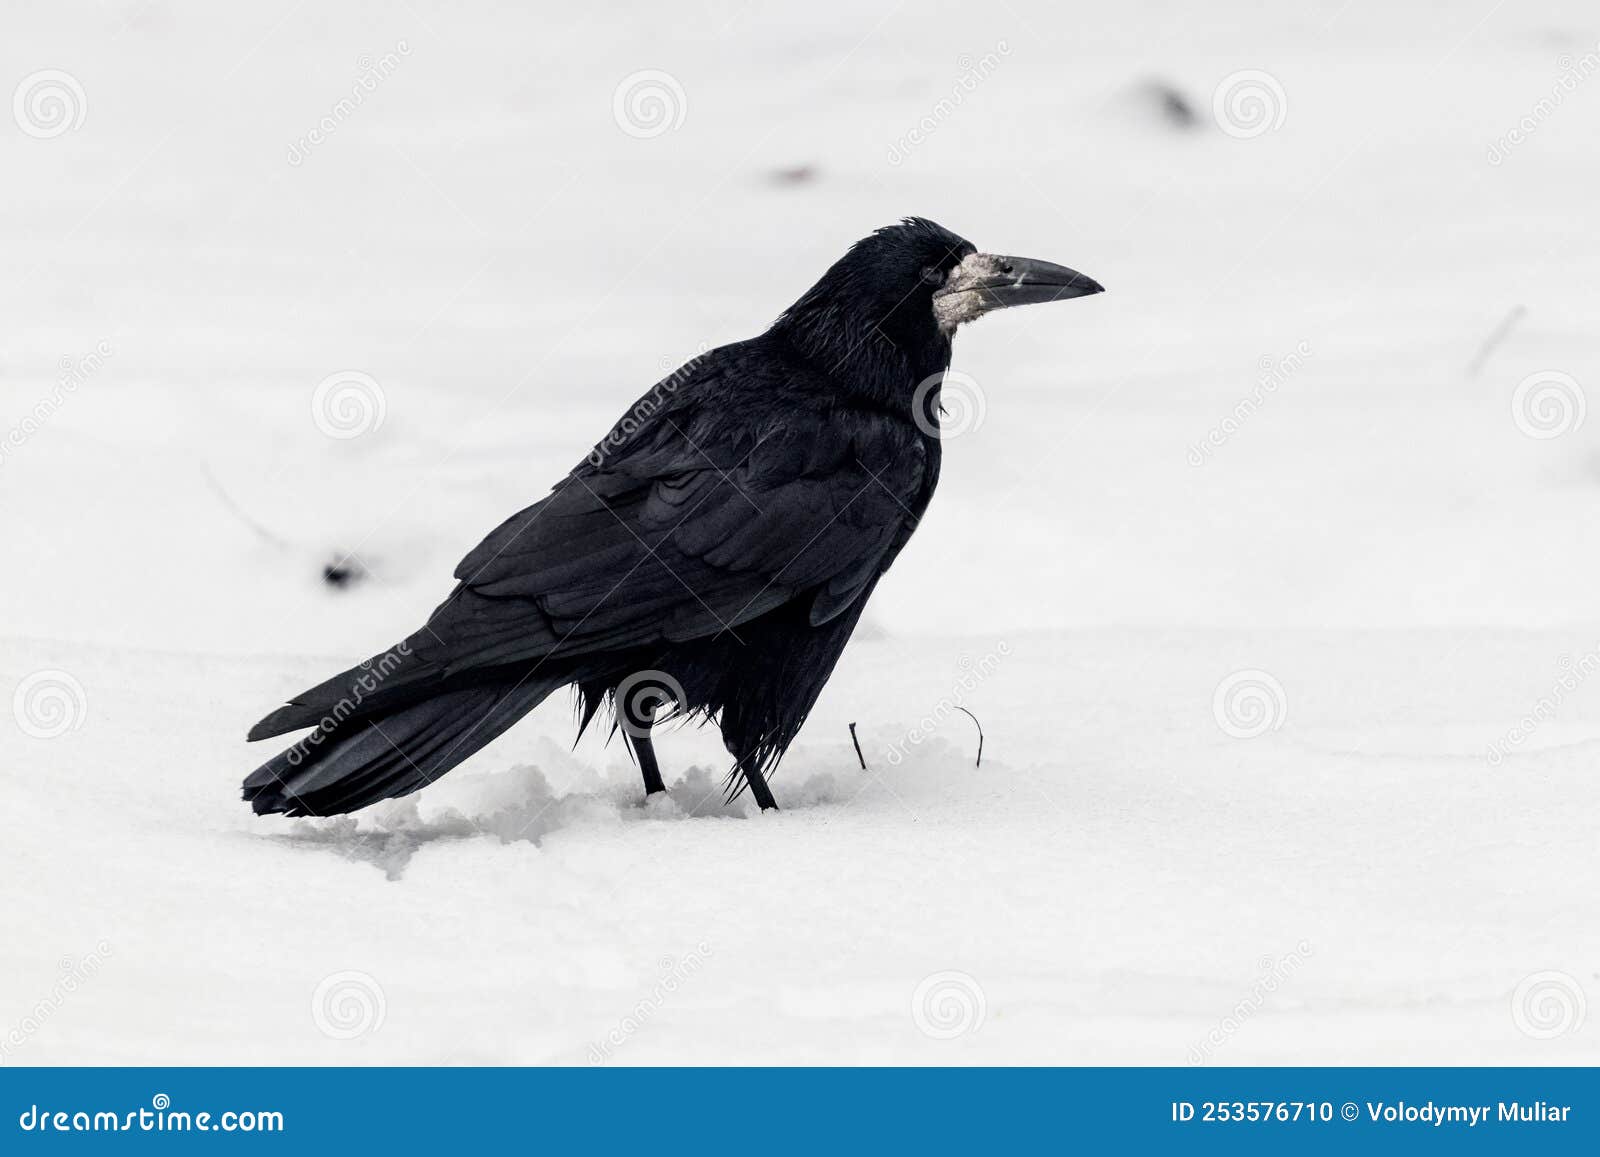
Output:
[773, 217, 1102, 388]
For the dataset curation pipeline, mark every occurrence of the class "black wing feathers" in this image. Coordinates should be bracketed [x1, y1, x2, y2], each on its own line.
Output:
[249, 357, 927, 741]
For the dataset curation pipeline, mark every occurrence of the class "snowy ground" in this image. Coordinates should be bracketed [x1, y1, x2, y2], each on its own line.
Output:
[3, 0, 1600, 1064]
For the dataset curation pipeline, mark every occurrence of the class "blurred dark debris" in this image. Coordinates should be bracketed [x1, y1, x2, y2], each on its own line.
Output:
[767, 164, 819, 187]
[323, 555, 368, 590]
[1532, 28, 1580, 49]
[1132, 79, 1199, 131]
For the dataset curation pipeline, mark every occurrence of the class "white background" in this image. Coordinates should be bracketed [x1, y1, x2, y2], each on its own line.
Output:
[2, 0, 1597, 1063]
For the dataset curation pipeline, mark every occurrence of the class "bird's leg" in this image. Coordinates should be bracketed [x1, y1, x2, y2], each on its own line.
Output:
[740, 753, 779, 812]
[633, 730, 667, 796]
[625, 702, 668, 797]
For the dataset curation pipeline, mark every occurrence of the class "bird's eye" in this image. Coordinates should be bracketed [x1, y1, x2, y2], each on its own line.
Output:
[920, 265, 944, 286]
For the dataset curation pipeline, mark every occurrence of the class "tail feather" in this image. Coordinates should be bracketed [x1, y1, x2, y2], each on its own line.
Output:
[242, 674, 565, 817]
[247, 633, 437, 742]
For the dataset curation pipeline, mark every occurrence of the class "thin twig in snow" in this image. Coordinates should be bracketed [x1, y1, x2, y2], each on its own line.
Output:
[200, 462, 290, 548]
[848, 722, 866, 769]
[952, 706, 984, 768]
[1466, 305, 1526, 377]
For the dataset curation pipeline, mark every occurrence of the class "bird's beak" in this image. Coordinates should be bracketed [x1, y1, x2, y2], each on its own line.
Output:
[938, 253, 1105, 312]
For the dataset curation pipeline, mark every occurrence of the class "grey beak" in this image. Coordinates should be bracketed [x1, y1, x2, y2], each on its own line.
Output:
[966, 255, 1104, 309]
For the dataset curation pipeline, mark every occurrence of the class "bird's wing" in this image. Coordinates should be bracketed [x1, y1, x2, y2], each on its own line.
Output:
[408, 403, 927, 679]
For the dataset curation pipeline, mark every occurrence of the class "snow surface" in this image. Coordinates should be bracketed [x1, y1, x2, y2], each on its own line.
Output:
[3, 0, 1599, 1064]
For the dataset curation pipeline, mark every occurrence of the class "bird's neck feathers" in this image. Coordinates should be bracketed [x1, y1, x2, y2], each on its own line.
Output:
[770, 278, 953, 411]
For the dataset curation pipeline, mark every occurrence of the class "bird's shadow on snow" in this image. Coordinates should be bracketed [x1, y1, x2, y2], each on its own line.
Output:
[261, 760, 850, 881]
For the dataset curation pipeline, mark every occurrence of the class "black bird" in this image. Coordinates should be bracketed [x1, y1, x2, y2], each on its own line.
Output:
[244, 218, 1102, 816]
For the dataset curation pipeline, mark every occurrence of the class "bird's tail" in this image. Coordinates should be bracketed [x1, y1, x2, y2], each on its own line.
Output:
[242, 674, 566, 817]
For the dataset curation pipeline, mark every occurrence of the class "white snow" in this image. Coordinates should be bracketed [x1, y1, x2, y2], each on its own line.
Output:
[3, 0, 1599, 1064]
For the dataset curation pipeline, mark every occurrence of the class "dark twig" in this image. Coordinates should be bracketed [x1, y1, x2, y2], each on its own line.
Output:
[952, 706, 984, 768]
[200, 462, 289, 548]
[1466, 305, 1526, 377]
[848, 721, 866, 769]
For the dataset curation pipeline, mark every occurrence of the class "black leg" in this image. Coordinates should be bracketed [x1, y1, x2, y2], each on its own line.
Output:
[622, 699, 668, 796]
[740, 753, 779, 811]
[633, 730, 667, 796]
